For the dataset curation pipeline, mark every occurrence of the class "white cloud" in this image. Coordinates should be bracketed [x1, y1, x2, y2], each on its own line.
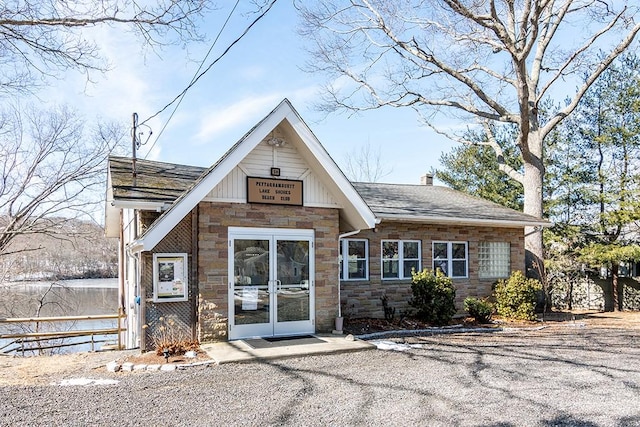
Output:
[193, 93, 284, 143]
[32, 22, 172, 139]
[288, 85, 321, 108]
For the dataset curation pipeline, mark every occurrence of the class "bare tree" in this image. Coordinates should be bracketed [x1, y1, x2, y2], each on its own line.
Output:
[298, 0, 640, 278]
[0, 104, 125, 259]
[0, 0, 214, 94]
[343, 141, 393, 182]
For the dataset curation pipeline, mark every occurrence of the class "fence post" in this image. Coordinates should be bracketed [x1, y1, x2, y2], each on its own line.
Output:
[118, 307, 123, 350]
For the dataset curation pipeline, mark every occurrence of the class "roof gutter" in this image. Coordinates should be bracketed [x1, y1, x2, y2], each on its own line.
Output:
[128, 239, 145, 254]
[376, 215, 551, 228]
[111, 200, 171, 211]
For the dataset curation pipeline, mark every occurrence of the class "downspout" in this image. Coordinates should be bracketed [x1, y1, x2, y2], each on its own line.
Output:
[126, 208, 143, 350]
[125, 243, 143, 350]
[133, 208, 141, 350]
[337, 229, 361, 319]
[118, 211, 126, 349]
[137, 250, 144, 350]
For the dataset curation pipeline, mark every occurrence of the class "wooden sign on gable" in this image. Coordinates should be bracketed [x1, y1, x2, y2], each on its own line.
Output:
[247, 177, 303, 206]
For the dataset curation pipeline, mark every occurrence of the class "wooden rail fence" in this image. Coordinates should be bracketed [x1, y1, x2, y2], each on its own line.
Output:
[0, 312, 126, 355]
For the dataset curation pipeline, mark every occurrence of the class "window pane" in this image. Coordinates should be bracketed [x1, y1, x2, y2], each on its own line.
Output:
[348, 258, 358, 274]
[452, 243, 466, 259]
[403, 242, 419, 259]
[404, 260, 419, 278]
[434, 260, 448, 275]
[433, 243, 448, 259]
[349, 241, 366, 258]
[383, 260, 399, 278]
[382, 241, 399, 259]
[349, 260, 367, 279]
[452, 260, 466, 277]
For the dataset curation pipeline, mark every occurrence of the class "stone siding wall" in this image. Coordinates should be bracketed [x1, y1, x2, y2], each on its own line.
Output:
[340, 223, 525, 319]
[197, 202, 339, 342]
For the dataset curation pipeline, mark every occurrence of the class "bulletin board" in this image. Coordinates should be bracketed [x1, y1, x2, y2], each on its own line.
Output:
[153, 253, 188, 302]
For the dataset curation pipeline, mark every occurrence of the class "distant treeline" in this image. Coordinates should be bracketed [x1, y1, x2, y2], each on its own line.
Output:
[1, 217, 118, 282]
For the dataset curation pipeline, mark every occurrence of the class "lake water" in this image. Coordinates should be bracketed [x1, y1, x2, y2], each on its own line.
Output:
[0, 278, 119, 355]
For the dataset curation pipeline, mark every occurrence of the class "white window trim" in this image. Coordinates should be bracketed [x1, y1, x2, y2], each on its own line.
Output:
[432, 241, 468, 279]
[381, 240, 422, 280]
[340, 239, 369, 281]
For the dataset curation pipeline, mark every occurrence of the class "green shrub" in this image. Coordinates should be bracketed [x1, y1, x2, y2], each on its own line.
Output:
[409, 269, 456, 326]
[493, 271, 542, 321]
[464, 297, 494, 323]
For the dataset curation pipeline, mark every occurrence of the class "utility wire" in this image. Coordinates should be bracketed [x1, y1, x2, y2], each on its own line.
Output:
[141, 0, 278, 158]
[142, 0, 240, 157]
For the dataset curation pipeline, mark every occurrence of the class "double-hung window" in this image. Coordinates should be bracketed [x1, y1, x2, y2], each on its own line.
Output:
[381, 240, 421, 280]
[432, 241, 468, 278]
[478, 242, 511, 279]
[339, 239, 368, 280]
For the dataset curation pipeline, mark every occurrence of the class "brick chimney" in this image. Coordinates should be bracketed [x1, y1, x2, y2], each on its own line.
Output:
[420, 173, 433, 185]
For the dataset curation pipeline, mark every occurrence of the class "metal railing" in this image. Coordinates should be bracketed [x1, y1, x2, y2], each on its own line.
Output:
[0, 311, 126, 356]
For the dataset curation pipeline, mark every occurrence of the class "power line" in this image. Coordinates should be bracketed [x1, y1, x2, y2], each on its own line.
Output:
[141, 0, 241, 158]
[141, 0, 279, 158]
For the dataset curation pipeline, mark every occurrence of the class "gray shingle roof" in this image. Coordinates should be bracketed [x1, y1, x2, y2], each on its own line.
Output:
[109, 157, 548, 227]
[109, 156, 206, 203]
[352, 182, 548, 226]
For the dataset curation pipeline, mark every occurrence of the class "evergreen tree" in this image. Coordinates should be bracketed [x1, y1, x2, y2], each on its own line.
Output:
[300, 1, 640, 278]
[573, 54, 640, 310]
[437, 129, 523, 211]
[436, 54, 640, 311]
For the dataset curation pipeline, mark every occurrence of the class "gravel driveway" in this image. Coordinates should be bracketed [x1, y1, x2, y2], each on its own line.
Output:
[2, 325, 639, 426]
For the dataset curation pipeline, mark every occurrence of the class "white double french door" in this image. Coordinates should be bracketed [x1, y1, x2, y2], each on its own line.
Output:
[228, 227, 315, 340]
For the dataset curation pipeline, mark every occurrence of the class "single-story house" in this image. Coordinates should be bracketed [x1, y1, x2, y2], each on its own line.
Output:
[105, 99, 549, 349]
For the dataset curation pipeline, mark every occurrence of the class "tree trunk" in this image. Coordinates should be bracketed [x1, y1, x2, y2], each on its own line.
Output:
[523, 133, 545, 282]
[611, 264, 620, 312]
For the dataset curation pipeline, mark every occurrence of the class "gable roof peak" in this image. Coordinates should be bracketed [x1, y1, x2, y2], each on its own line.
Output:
[127, 98, 376, 252]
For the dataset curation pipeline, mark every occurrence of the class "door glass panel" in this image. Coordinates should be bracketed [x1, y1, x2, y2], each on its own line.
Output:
[276, 239, 310, 323]
[233, 239, 270, 325]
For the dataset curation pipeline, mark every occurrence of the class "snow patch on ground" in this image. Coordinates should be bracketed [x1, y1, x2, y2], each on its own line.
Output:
[371, 340, 424, 352]
[56, 378, 120, 386]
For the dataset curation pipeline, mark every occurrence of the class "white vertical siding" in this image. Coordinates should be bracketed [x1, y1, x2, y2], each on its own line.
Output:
[204, 140, 340, 207]
[208, 165, 247, 202]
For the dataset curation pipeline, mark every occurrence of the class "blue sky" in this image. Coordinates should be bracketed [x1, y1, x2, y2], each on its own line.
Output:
[45, 1, 458, 185]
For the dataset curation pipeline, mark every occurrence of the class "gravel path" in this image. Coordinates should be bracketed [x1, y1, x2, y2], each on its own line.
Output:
[2, 326, 640, 426]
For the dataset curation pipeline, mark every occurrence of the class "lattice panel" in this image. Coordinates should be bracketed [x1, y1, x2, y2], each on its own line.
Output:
[142, 214, 197, 351]
[145, 301, 194, 351]
[153, 214, 192, 254]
